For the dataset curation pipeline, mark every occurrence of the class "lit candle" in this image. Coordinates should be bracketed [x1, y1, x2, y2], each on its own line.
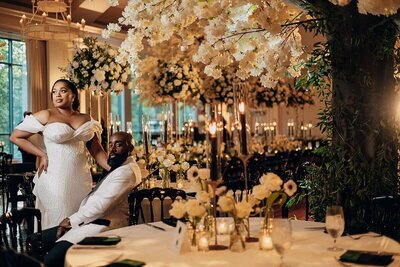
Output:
[217, 220, 229, 235]
[259, 229, 273, 250]
[176, 178, 184, 189]
[198, 234, 209, 252]
[209, 121, 218, 181]
[115, 114, 121, 132]
[163, 113, 168, 144]
[308, 121, 312, 138]
[126, 121, 132, 135]
[109, 112, 114, 135]
[239, 101, 248, 155]
[272, 121, 277, 138]
[143, 124, 149, 155]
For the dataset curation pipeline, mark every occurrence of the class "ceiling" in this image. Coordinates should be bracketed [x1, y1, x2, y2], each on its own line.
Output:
[0, 0, 127, 30]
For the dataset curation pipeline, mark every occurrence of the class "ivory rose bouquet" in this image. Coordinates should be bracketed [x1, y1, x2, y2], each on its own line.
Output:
[63, 37, 131, 95]
[251, 172, 297, 226]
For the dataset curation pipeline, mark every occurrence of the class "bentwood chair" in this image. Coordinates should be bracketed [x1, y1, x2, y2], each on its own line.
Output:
[0, 208, 43, 259]
[128, 188, 187, 225]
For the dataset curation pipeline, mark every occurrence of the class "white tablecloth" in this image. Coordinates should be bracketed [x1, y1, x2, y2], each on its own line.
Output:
[65, 219, 400, 267]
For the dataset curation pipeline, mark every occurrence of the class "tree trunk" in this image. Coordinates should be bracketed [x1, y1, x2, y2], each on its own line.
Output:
[326, 4, 399, 229]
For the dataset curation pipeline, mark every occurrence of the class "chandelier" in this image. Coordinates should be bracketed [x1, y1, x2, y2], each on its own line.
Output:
[19, 0, 85, 41]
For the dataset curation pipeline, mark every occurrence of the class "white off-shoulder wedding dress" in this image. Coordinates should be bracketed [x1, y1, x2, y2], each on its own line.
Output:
[16, 115, 102, 229]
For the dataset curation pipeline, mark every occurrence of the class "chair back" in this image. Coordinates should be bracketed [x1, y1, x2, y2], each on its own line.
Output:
[222, 157, 244, 182]
[246, 153, 266, 182]
[218, 179, 257, 202]
[0, 153, 13, 175]
[128, 188, 187, 225]
[0, 208, 43, 259]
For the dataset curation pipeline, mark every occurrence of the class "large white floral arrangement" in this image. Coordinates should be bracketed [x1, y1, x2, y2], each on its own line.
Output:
[63, 37, 131, 95]
[248, 79, 315, 108]
[268, 135, 303, 153]
[138, 58, 203, 105]
[202, 68, 248, 110]
[104, 0, 399, 90]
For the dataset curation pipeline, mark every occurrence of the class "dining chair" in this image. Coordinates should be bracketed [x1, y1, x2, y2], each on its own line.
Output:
[246, 153, 266, 182]
[0, 153, 13, 213]
[222, 156, 244, 182]
[371, 195, 400, 240]
[0, 207, 43, 260]
[128, 187, 187, 225]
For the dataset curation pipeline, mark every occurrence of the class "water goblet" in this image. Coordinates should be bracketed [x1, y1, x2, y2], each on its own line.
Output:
[270, 219, 292, 266]
[325, 205, 345, 251]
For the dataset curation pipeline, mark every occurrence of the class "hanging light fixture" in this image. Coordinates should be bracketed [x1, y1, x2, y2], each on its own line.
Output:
[19, 0, 85, 41]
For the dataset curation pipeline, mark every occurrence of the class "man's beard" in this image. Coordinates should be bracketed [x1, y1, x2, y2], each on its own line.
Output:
[107, 152, 129, 170]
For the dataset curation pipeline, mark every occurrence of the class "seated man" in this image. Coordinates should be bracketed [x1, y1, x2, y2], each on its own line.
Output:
[31, 132, 141, 267]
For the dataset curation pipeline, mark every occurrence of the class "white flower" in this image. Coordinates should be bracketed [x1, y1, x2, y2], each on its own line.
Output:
[187, 166, 199, 182]
[217, 195, 234, 212]
[181, 162, 190, 171]
[251, 184, 270, 200]
[236, 201, 253, 219]
[198, 168, 210, 180]
[260, 172, 283, 192]
[171, 164, 179, 172]
[169, 201, 186, 219]
[185, 199, 206, 218]
[196, 191, 211, 203]
[162, 158, 173, 168]
[283, 180, 297, 197]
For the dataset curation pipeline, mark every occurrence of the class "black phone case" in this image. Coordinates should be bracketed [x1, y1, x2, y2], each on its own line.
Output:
[340, 250, 394, 266]
[77, 236, 121, 246]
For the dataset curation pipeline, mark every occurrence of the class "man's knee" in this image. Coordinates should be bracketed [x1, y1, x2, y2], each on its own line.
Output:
[44, 241, 73, 267]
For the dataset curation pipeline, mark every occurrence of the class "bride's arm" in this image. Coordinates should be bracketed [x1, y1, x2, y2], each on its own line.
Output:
[87, 135, 111, 171]
[9, 110, 49, 174]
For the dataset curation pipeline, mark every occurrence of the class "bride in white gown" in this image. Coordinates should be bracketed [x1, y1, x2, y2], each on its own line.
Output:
[10, 79, 110, 229]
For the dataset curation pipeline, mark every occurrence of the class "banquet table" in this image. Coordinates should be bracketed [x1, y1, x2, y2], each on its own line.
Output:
[65, 218, 400, 267]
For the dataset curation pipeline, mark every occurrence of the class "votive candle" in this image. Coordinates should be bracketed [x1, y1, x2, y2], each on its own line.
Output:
[198, 234, 209, 252]
[259, 229, 273, 250]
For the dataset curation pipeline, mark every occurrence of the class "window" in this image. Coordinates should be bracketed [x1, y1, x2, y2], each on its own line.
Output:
[0, 38, 27, 159]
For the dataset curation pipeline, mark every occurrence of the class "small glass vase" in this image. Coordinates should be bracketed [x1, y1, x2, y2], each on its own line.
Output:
[159, 168, 170, 188]
[187, 222, 198, 252]
[203, 214, 215, 239]
[229, 220, 246, 252]
[176, 172, 185, 189]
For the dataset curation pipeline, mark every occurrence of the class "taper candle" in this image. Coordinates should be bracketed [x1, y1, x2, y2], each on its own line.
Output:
[239, 102, 248, 155]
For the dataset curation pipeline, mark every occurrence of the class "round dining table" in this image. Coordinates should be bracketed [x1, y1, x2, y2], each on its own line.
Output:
[65, 218, 400, 267]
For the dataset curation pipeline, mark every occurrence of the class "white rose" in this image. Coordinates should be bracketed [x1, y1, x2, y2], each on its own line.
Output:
[72, 61, 79, 68]
[169, 201, 186, 219]
[196, 191, 211, 203]
[251, 184, 270, 200]
[217, 195, 234, 212]
[236, 201, 253, 219]
[181, 162, 190, 171]
[171, 164, 179, 172]
[260, 172, 283, 192]
[162, 158, 173, 168]
[185, 199, 206, 218]
[198, 168, 210, 180]
[173, 79, 182, 86]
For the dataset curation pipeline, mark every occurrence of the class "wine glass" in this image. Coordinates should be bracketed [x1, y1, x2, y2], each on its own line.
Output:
[325, 205, 345, 251]
[270, 219, 292, 266]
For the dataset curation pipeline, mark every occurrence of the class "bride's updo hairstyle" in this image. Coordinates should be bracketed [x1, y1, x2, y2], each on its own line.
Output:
[51, 79, 80, 111]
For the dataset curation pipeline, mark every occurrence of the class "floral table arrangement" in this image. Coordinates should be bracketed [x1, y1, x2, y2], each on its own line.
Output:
[138, 59, 203, 105]
[251, 172, 297, 250]
[62, 37, 131, 95]
[216, 187, 255, 252]
[268, 135, 303, 153]
[169, 189, 212, 251]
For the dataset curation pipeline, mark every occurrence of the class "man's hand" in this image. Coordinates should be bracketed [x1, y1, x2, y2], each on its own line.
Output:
[56, 217, 71, 239]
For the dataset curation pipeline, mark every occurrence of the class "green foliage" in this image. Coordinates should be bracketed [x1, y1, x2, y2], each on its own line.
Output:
[293, 12, 400, 236]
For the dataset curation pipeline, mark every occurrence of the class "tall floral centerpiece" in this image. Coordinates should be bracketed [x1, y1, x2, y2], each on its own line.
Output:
[138, 59, 203, 105]
[63, 37, 131, 95]
[251, 172, 297, 228]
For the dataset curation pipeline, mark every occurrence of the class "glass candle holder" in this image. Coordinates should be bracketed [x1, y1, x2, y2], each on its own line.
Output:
[259, 228, 273, 251]
[197, 231, 210, 252]
[217, 219, 229, 235]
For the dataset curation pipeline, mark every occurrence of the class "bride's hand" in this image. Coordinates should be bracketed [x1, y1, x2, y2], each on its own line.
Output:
[38, 154, 48, 176]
